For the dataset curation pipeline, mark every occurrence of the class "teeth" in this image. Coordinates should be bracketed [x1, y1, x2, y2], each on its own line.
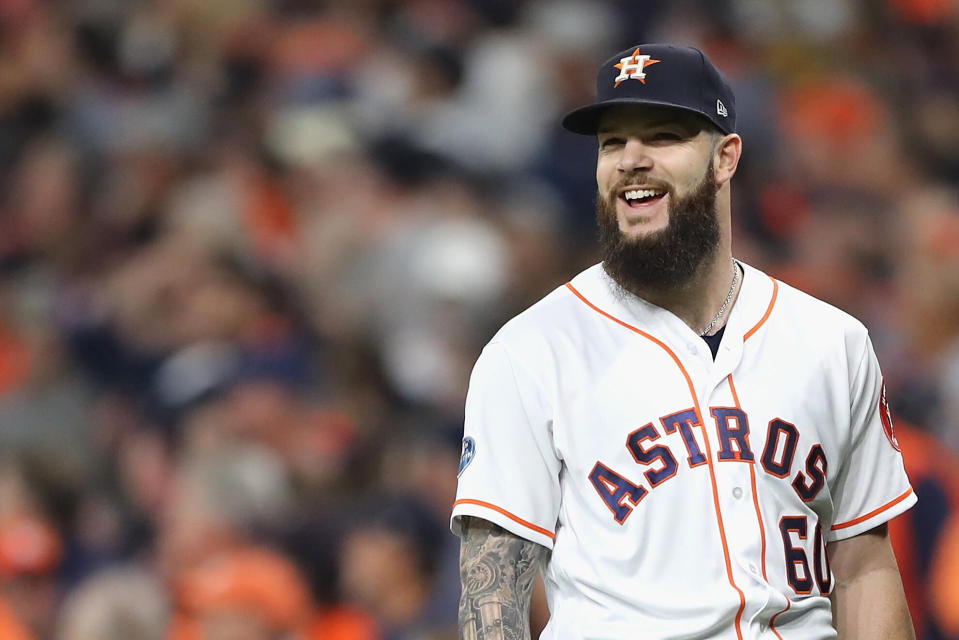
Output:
[624, 188, 664, 201]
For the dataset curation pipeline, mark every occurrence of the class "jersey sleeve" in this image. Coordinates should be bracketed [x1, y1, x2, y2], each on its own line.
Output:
[827, 332, 917, 541]
[450, 340, 561, 549]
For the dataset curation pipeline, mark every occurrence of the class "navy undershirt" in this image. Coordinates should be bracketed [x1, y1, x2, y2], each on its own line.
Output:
[701, 324, 726, 360]
[701, 265, 743, 360]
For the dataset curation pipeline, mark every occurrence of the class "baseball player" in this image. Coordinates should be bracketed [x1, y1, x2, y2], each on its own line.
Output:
[451, 44, 916, 639]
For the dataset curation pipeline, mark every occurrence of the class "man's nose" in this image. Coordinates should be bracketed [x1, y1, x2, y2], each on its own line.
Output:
[616, 138, 653, 173]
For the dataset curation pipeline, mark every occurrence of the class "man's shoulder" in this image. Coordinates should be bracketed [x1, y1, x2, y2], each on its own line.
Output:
[771, 275, 868, 334]
[746, 265, 871, 353]
[489, 263, 606, 349]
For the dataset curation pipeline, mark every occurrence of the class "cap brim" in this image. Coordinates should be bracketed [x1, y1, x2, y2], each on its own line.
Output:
[561, 99, 726, 135]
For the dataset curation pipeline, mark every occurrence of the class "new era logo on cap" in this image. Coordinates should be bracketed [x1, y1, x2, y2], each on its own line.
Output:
[561, 43, 737, 135]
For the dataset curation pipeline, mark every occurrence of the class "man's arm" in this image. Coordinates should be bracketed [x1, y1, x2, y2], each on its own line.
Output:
[459, 516, 550, 640]
[828, 523, 915, 639]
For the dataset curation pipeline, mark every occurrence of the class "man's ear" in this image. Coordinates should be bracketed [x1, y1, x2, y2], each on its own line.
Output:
[713, 133, 742, 186]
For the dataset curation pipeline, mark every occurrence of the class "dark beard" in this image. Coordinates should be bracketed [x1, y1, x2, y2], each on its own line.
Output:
[597, 161, 720, 294]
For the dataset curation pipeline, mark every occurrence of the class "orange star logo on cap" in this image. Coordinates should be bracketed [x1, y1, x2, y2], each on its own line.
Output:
[613, 47, 661, 87]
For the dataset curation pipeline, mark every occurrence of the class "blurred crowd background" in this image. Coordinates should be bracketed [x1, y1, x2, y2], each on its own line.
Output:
[0, 0, 958, 638]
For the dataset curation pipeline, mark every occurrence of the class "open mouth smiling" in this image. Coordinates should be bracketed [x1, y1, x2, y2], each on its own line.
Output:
[620, 187, 667, 207]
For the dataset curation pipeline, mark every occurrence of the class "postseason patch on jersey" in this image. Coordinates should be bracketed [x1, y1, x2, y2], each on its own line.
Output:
[879, 379, 901, 452]
[458, 437, 475, 477]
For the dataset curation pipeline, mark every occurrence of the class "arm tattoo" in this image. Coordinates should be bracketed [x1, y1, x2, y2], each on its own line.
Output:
[459, 516, 550, 640]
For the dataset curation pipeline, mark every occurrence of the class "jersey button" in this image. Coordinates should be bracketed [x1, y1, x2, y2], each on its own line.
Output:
[748, 563, 759, 575]
[686, 343, 698, 356]
[732, 487, 743, 499]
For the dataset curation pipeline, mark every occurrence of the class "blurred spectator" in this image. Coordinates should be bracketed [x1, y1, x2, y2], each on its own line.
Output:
[170, 547, 313, 640]
[889, 421, 959, 639]
[0, 511, 63, 639]
[156, 441, 295, 582]
[339, 496, 454, 640]
[56, 565, 170, 640]
[378, 429, 462, 625]
[0, 597, 32, 640]
[931, 515, 959, 638]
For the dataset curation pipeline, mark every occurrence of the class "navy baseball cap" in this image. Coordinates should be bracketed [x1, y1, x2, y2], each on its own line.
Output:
[562, 44, 736, 135]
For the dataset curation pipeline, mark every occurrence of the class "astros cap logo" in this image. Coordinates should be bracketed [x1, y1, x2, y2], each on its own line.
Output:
[613, 47, 661, 87]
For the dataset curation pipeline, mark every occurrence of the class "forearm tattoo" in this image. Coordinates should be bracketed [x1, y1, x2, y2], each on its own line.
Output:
[459, 516, 550, 640]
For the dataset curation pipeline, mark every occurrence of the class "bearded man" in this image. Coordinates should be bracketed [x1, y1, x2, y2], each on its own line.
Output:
[451, 44, 916, 639]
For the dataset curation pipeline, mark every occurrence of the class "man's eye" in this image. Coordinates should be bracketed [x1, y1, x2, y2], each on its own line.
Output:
[600, 138, 625, 148]
[651, 131, 682, 141]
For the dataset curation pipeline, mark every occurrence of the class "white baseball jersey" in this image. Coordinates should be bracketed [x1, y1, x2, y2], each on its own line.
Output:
[451, 261, 915, 640]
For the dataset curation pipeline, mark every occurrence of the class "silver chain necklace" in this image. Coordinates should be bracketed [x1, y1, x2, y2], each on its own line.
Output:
[700, 259, 740, 337]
